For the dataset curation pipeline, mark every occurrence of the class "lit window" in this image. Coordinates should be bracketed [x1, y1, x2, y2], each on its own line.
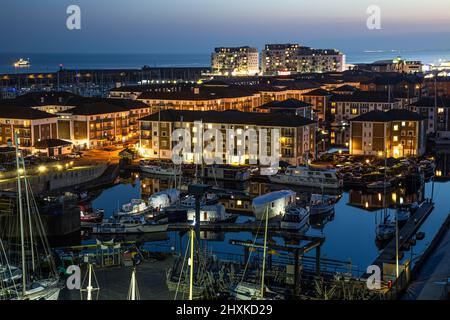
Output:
[401, 121, 406, 127]
[331, 108, 336, 114]
[351, 109, 358, 115]
[438, 108, 444, 114]
[393, 125, 399, 131]
[393, 136, 398, 142]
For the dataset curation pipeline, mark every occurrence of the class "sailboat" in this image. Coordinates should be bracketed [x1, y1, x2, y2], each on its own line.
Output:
[4, 133, 61, 300]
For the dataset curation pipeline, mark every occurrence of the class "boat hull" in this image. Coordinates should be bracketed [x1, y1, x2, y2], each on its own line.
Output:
[92, 223, 168, 234]
[269, 175, 342, 189]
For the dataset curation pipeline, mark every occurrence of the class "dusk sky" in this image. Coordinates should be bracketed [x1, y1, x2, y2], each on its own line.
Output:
[1, 0, 450, 54]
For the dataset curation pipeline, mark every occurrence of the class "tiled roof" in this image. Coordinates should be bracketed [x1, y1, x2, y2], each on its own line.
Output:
[139, 109, 315, 127]
[350, 109, 425, 122]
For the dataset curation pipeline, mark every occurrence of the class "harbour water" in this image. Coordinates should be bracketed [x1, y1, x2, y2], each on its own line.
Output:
[82, 160, 450, 276]
[1, 50, 450, 74]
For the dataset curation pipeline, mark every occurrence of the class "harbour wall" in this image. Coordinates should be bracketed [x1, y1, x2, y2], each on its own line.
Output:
[0, 163, 108, 194]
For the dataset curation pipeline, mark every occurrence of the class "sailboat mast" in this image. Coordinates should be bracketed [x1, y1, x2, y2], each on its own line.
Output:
[22, 159, 35, 272]
[189, 228, 195, 300]
[87, 263, 93, 301]
[260, 206, 269, 298]
[14, 132, 27, 296]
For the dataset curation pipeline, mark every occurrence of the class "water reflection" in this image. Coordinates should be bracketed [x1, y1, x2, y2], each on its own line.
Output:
[80, 149, 450, 271]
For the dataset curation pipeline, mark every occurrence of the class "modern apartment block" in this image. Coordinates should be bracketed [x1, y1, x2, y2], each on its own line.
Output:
[262, 44, 346, 75]
[349, 109, 426, 158]
[211, 47, 260, 76]
[139, 109, 316, 165]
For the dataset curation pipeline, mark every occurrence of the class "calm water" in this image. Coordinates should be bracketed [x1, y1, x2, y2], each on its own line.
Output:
[89, 173, 450, 274]
[1, 50, 450, 74]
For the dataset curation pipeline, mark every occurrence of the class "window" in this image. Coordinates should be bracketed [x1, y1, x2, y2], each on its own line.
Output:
[402, 121, 406, 127]
[393, 136, 398, 142]
[351, 109, 358, 115]
[438, 108, 444, 114]
[393, 125, 399, 131]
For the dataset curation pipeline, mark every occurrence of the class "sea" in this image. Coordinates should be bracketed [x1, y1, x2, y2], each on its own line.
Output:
[1, 50, 450, 75]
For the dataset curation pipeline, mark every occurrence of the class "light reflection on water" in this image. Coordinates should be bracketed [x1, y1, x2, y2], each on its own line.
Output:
[90, 174, 450, 272]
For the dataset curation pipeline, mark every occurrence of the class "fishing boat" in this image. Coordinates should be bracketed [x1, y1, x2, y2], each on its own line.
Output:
[13, 58, 30, 68]
[269, 166, 343, 189]
[139, 160, 181, 176]
[186, 203, 238, 224]
[252, 190, 297, 220]
[92, 216, 168, 234]
[309, 194, 336, 216]
[80, 208, 104, 226]
[280, 206, 310, 230]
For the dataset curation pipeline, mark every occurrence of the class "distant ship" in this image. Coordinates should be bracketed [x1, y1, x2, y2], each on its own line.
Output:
[14, 58, 31, 68]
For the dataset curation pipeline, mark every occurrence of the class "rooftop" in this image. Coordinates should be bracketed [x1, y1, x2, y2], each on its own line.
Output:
[34, 139, 73, 149]
[350, 109, 425, 122]
[259, 99, 313, 110]
[139, 109, 315, 127]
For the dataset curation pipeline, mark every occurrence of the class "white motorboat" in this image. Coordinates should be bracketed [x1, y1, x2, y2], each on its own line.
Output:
[92, 216, 168, 234]
[187, 203, 238, 224]
[116, 199, 153, 217]
[139, 160, 181, 176]
[148, 189, 180, 210]
[280, 206, 310, 230]
[252, 190, 297, 220]
[179, 193, 219, 208]
[14, 58, 30, 68]
[309, 194, 336, 216]
[269, 166, 343, 189]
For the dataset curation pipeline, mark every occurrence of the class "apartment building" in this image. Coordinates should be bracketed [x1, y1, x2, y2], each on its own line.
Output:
[0, 105, 58, 149]
[211, 47, 260, 76]
[262, 44, 346, 75]
[349, 109, 426, 158]
[408, 97, 450, 139]
[0, 92, 151, 149]
[139, 109, 316, 165]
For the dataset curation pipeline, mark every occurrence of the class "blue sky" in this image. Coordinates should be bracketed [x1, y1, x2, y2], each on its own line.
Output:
[0, 0, 449, 53]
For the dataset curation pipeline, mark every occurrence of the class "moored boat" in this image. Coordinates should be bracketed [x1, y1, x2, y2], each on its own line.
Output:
[139, 160, 181, 176]
[252, 190, 297, 220]
[187, 203, 237, 224]
[92, 216, 168, 234]
[280, 206, 310, 230]
[309, 194, 336, 216]
[269, 166, 343, 189]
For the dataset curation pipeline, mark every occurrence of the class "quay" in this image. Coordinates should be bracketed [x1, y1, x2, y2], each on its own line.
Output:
[368, 200, 434, 271]
[402, 212, 450, 300]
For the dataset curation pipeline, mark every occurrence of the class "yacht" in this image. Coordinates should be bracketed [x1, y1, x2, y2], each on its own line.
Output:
[187, 203, 237, 224]
[269, 166, 342, 189]
[280, 206, 310, 230]
[395, 205, 411, 225]
[252, 190, 297, 220]
[139, 160, 181, 176]
[92, 216, 168, 234]
[376, 218, 396, 241]
[14, 58, 30, 68]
